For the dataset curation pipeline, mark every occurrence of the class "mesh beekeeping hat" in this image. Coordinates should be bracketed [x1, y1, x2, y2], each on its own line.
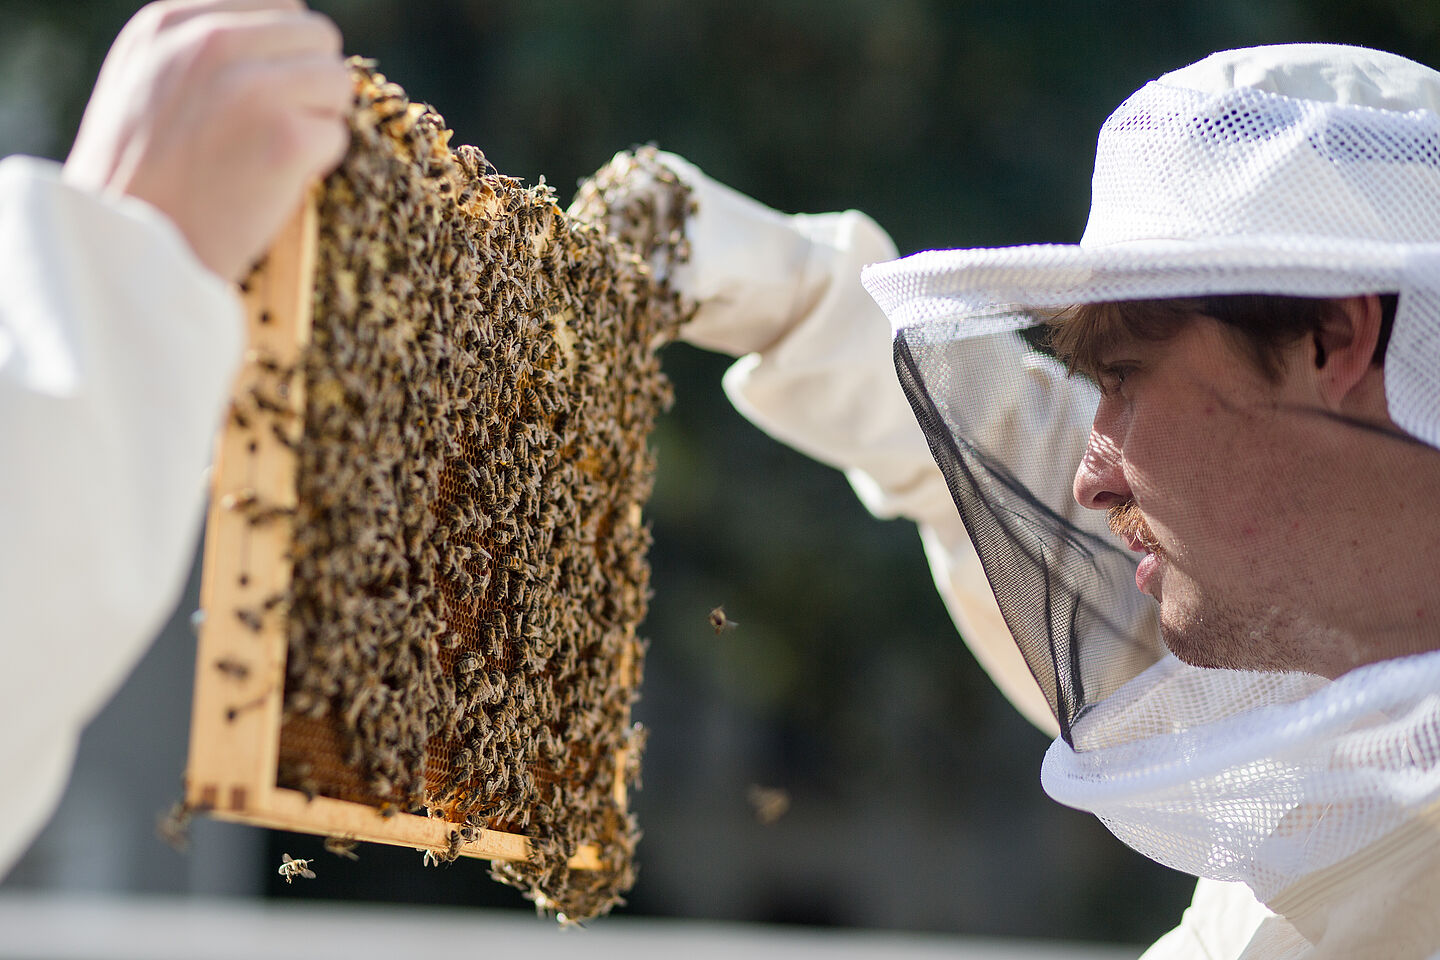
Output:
[862, 44, 1440, 906]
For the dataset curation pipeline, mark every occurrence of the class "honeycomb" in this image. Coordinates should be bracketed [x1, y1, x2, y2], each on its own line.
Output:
[268, 60, 693, 921]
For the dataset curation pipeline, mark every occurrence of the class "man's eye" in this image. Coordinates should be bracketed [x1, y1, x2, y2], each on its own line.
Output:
[1098, 364, 1135, 396]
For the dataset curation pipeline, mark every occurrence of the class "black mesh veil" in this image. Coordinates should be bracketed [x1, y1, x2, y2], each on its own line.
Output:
[893, 325, 1164, 745]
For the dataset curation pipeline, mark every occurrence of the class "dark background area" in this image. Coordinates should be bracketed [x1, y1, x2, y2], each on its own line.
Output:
[3, 0, 1439, 948]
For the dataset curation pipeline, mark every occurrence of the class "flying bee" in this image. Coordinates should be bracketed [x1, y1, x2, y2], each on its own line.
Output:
[324, 837, 360, 861]
[156, 801, 192, 853]
[746, 785, 791, 825]
[278, 853, 316, 884]
[708, 606, 738, 635]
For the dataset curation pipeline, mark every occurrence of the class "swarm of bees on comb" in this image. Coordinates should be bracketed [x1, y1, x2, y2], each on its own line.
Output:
[253, 60, 694, 920]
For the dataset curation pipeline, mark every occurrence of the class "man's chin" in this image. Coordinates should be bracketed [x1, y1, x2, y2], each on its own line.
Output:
[1158, 604, 1248, 672]
[1159, 603, 1300, 674]
[1158, 625, 1208, 668]
[1161, 633, 1232, 671]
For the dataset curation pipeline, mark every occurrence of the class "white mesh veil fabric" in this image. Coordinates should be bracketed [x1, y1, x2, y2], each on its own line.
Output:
[1045, 652, 1440, 902]
[861, 44, 1440, 912]
[868, 54, 1440, 447]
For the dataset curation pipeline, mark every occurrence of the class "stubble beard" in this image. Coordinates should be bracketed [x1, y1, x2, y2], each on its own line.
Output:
[1159, 590, 1262, 671]
[1108, 501, 1310, 673]
[1158, 591, 1325, 674]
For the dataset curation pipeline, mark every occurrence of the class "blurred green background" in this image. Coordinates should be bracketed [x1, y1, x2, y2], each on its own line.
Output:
[2, 0, 1438, 948]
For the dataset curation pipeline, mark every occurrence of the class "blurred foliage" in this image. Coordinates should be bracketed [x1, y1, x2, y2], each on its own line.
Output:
[5, 0, 1440, 945]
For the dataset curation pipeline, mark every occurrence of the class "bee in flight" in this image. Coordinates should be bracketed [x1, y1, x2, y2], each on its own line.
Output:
[155, 801, 192, 853]
[708, 606, 738, 635]
[278, 853, 316, 884]
[324, 837, 360, 861]
[747, 785, 791, 825]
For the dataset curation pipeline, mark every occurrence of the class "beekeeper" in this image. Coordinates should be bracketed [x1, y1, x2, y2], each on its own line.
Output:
[650, 43, 1440, 960]
[0, 0, 348, 876]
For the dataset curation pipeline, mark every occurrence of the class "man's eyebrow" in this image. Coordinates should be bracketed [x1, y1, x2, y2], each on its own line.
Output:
[1058, 337, 1138, 379]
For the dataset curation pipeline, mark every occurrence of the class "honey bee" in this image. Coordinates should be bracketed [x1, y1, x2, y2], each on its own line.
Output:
[324, 837, 360, 861]
[278, 853, 316, 884]
[297, 775, 320, 803]
[270, 422, 301, 450]
[248, 505, 296, 527]
[156, 801, 192, 852]
[249, 387, 290, 415]
[214, 658, 250, 680]
[267, 96, 690, 920]
[225, 695, 267, 723]
[707, 606, 738, 635]
[746, 785, 791, 825]
[219, 489, 259, 512]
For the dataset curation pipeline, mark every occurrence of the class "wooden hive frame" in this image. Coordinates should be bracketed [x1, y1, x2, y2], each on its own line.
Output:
[184, 195, 609, 871]
[181, 66, 693, 920]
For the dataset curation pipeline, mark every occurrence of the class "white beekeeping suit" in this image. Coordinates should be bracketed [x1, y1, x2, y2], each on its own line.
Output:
[0, 0, 349, 881]
[0, 144, 1266, 949]
[621, 151, 1266, 957]
[646, 43, 1440, 959]
[644, 154, 1078, 737]
[0, 155, 243, 876]
[648, 158, 1273, 960]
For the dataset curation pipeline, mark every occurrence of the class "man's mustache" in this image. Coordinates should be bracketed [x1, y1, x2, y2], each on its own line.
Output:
[1108, 501, 1163, 556]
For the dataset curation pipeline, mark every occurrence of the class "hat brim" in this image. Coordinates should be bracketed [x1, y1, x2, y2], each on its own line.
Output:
[861, 236, 1413, 338]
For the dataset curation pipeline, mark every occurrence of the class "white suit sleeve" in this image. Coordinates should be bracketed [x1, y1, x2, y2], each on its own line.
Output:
[1138, 878, 1277, 960]
[660, 156, 1237, 959]
[663, 154, 1107, 737]
[0, 156, 244, 876]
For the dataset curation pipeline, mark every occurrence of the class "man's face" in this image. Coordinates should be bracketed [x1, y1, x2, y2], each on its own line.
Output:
[1071, 315, 1348, 673]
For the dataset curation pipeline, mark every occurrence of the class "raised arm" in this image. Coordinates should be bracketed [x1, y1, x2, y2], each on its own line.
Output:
[652, 154, 1112, 736]
[0, 0, 348, 877]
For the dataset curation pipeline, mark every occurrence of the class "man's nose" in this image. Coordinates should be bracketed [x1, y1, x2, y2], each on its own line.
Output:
[1073, 426, 1130, 510]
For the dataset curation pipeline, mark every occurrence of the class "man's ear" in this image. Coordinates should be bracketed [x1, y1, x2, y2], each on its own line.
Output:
[1312, 295, 1383, 410]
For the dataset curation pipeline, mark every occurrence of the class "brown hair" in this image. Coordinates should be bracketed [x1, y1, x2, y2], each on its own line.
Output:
[1046, 294, 1397, 383]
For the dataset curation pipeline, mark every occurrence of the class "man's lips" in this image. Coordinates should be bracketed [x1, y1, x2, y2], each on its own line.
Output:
[1135, 552, 1161, 597]
[1108, 502, 1163, 596]
[1117, 533, 1162, 595]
